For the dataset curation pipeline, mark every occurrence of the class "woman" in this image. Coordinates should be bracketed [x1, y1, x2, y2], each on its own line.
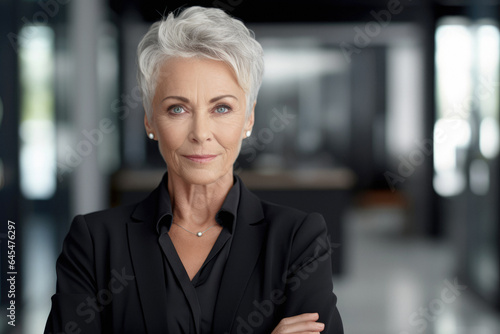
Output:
[45, 6, 343, 334]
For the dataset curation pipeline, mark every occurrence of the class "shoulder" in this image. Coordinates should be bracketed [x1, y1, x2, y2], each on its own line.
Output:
[237, 174, 326, 232]
[61, 204, 136, 244]
[76, 179, 161, 228]
[258, 199, 329, 257]
[256, 199, 331, 270]
[63, 182, 160, 243]
[81, 203, 137, 225]
[260, 199, 327, 233]
[260, 199, 307, 221]
[238, 177, 328, 238]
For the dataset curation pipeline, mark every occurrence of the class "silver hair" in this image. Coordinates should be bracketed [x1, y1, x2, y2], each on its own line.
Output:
[137, 6, 264, 121]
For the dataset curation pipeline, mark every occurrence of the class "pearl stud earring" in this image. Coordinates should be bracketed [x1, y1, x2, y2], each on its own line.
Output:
[246, 130, 251, 137]
[148, 133, 154, 140]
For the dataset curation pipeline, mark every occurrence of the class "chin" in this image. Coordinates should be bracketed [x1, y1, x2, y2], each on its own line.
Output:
[178, 168, 230, 186]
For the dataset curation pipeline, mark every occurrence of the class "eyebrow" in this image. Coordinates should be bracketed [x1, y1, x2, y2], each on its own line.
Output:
[161, 95, 238, 103]
[210, 95, 238, 103]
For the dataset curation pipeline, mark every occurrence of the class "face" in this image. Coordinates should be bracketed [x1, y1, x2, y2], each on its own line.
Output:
[145, 57, 254, 185]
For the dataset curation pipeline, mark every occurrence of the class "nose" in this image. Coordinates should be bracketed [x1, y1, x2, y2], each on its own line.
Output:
[189, 112, 212, 143]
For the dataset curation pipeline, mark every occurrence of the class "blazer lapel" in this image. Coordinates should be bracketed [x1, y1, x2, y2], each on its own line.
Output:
[212, 178, 266, 333]
[127, 186, 169, 333]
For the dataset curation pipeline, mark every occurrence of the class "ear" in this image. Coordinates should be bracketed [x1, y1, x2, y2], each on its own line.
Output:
[245, 102, 256, 132]
[144, 113, 154, 136]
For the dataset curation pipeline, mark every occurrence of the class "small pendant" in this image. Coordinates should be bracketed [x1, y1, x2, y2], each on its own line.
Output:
[197, 232, 203, 237]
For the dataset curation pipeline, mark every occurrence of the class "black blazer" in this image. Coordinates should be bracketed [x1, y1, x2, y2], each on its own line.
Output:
[45, 175, 343, 333]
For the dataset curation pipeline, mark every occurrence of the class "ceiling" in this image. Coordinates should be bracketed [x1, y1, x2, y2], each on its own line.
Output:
[108, 0, 500, 23]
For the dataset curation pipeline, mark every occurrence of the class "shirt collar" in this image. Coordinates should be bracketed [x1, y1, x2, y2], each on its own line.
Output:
[155, 173, 240, 235]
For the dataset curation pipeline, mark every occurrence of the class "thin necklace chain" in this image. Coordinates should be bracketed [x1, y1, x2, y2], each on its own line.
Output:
[172, 222, 218, 237]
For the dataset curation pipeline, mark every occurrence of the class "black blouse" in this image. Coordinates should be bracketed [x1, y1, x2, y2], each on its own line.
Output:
[155, 174, 240, 333]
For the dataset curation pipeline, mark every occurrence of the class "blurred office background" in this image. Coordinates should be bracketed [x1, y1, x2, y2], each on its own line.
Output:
[1, 0, 500, 333]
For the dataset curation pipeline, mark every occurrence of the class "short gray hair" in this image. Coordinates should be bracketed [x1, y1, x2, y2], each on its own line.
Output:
[137, 6, 264, 121]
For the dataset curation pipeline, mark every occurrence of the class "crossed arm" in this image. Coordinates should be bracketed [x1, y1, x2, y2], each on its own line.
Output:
[271, 212, 344, 334]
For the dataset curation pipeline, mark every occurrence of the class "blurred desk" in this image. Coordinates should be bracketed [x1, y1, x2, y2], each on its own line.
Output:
[111, 168, 355, 275]
[237, 168, 355, 190]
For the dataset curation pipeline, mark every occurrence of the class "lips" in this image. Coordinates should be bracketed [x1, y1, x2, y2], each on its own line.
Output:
[183, 155, 218, 163]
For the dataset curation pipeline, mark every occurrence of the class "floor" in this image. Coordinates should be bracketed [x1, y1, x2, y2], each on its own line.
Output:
[334, 206, 500, 334]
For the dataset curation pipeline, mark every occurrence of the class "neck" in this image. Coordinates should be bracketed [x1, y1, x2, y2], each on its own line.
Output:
[167, 171, 233, 227]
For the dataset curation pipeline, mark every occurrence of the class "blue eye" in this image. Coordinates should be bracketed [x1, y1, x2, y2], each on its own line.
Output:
[215, 105, 230, 114]
[171, 106, 184, 114]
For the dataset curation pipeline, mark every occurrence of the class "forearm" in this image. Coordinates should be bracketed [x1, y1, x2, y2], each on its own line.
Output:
[45, 215, 103, 333]
[281, 213, 343, 333]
